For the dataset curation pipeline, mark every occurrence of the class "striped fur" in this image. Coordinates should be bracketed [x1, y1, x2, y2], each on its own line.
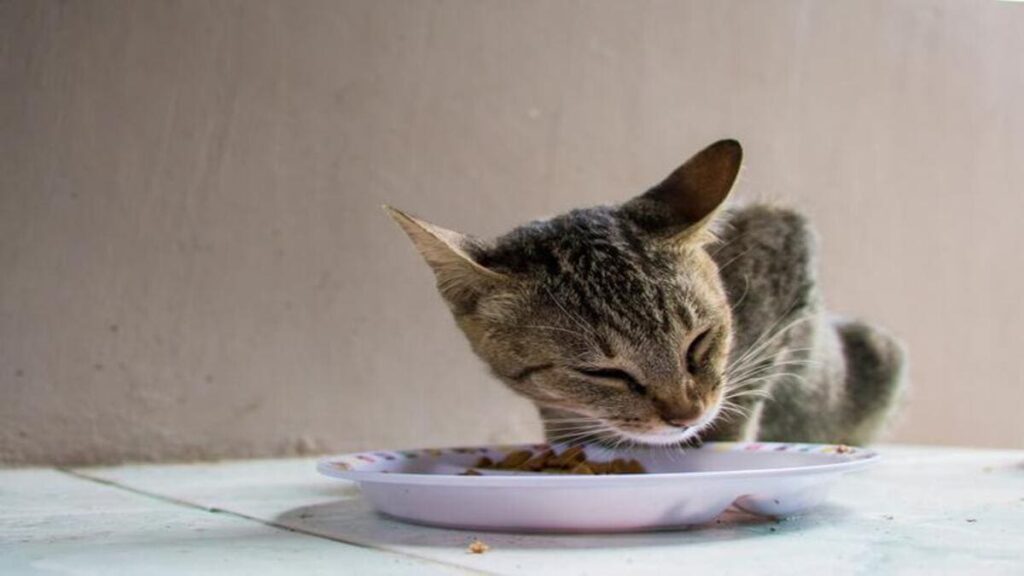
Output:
[388, 140, 906, 447]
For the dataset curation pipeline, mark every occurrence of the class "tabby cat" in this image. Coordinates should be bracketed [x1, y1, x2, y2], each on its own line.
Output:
[387, 140, 906, 447]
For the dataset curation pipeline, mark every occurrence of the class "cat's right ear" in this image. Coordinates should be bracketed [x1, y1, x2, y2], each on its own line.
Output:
[620, 139, 742, 244]
[384, 206, 506, 311]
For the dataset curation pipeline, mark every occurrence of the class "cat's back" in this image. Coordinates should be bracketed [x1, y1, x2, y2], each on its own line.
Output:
[711, 203, 822, 355]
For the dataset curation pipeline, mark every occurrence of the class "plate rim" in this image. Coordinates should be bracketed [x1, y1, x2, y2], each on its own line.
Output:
[316, 441, 880, 488]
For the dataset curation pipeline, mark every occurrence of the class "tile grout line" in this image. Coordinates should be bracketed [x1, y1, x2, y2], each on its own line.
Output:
[57, 467, 496, 576]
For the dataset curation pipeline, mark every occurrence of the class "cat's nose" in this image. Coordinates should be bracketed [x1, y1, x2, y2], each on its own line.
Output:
[653, 396, 704, 428]
[658, 405, 704, 428]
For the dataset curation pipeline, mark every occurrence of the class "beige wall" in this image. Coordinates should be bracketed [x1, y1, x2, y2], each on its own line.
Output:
[2, 0, 1022, 465]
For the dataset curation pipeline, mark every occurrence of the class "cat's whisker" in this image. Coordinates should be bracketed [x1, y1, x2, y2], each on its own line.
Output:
[544, 418, 619, 444]
[715, 403, 754, 424]
[715, 244, 759, 273]
[520, 324, 594, 342]
[724, 384, 773, 396]
[578, 428, 619, 450]
[543, 425, 604, 432]
[714, 411, 740, 424]
[717, 399, 748, 411]
[543, 422, 608, 433]
[544, 421, 605, 431]
[547, 429, 608, 445]
[732, 351, 820, 369]
[727, 299, 811, 370]
[542, 417, 605, 424]
[549, 433, 601, 445]
[729, 368, 806, 391]
[721, 389, 767, 403]
[727, 373, 800, 392]
[720, 391, 761, 405]
[726, 359, 821, 383]
[724, 342, 812, 398]
[716, 400, 753, 415]
[729, 274, 753, 311]
[723, 392, 770, 403]
[725, 386, 772, 397]
[544, 427, 608, 437]
[731, 359, 820, 379]
[708, 225, 753, 258]
[723, 378, 775, 393]
[728, 353, 820, 376]
[544, 418, 603, 428]
[727, 316, 813, 376]
[609, 431, 633, 454]
[544, 416, 606, 426]
[738, 313, 812, 361]
[541, 420, 608, 429]
[772, 372, 809, 386]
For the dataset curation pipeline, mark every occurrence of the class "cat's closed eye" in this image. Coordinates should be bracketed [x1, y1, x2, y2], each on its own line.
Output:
[573, 367, 646, 395]
[685, 328, 712, 374]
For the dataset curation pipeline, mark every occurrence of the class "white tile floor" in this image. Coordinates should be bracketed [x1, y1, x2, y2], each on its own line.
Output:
[2, 445, 1022, 575]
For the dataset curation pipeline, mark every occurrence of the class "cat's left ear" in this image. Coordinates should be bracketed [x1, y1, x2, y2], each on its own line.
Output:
[620, 139, 742, 244]
[384, 206, 507, 312]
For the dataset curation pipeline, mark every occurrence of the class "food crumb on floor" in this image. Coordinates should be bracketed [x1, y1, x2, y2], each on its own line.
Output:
[467, 538, 490, 554]
[966, 518, 977, 523]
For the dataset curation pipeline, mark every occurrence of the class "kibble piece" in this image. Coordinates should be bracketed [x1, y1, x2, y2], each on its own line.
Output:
[496, 450, 533, 469]
[467, 539, 490, 554]
[569, 462, 595, 475]
[523, 449, 555, 471]
[467, 446, 647, 475]
[623, 459, 645, 474]
[552, 445, 586, 468]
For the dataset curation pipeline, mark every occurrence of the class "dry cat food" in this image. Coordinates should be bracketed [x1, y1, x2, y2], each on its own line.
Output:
[460, 446, 646, 475]
[467, 538, 490, 554]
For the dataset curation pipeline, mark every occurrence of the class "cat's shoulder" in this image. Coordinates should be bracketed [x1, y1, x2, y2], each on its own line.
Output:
[717, 203, 815, 244]
[713, 203, 819, 264]
[711, 202, 820, 312]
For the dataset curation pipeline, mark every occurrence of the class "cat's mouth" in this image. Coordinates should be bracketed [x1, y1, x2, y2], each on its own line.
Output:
[545, 402, 722, 447]
[612, 414, 715, 445]
[615, 427, 699, 445]
[608, 400, 723, 446]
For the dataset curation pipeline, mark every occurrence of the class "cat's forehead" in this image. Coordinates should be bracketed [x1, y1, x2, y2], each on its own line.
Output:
[483, 208, 669, 275]
[481, 208, 708, 335]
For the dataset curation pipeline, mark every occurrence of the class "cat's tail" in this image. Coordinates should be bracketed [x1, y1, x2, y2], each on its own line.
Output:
[833, 318, 909, 445]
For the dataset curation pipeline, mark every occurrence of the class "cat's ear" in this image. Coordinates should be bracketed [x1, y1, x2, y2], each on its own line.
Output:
[621, 139, 742, 244]
[384, 206, 506, 311]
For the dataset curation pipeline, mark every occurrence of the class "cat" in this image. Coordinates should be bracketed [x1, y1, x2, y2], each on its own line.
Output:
[386, 140, 906, 447]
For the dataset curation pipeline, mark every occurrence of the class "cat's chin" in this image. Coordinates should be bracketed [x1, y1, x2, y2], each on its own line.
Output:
[614, 427, 702, 446]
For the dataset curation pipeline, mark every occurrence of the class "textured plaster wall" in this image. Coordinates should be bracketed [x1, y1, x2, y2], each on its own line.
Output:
[2, 0, 1022, 465]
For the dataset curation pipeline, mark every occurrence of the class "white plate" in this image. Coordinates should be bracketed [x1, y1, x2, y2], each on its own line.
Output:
[317, 441, 878, 533]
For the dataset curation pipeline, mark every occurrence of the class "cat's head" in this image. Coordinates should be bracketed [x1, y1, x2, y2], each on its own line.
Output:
[387, 140, 742, 445]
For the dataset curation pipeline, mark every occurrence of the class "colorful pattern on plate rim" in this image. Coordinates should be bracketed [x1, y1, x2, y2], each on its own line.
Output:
[327, 442, 870, 471]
